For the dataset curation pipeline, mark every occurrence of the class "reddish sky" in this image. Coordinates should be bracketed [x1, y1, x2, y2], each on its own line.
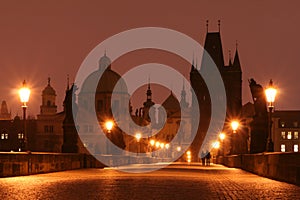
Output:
[1, 0, 300, 116]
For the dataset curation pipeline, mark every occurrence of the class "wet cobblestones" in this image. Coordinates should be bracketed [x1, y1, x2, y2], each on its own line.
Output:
[0, 165, 299, 199]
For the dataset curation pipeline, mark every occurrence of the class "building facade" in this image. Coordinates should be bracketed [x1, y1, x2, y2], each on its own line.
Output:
[273, 111, 300, 152]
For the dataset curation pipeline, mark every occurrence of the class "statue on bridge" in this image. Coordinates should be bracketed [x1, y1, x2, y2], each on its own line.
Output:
[248, 79, 268, 153]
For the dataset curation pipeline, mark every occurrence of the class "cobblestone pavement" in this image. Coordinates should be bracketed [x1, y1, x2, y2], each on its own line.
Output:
[0, 164, 299, 200]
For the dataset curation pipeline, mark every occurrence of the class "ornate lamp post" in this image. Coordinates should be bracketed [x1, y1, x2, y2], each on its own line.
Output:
[19, 80, 30, 151]
[265, 79, 277, 152]
[230, 120, 239, 154]
[135, 132, 142, 156]
[105, 120, 114, 154]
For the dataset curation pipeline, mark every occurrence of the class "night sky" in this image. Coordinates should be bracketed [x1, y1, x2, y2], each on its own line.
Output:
[1, 0, 300, 116]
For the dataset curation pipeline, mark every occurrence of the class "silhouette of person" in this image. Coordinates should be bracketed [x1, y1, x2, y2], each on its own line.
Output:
[201, 151, 206, 166]
[205, 151, 211, 166]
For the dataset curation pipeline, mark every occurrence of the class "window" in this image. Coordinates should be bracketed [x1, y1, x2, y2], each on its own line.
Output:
[4, 133, 8, 139]
[287, 132, 292, 139]
[281, 122, 285, 127]
[294, 121, 299, 128]
[281, 144, 285, 152]
[1, 134, 4, 140]
[281, 131, 286, 139]
[18, 133, 24, 139]
[294, 131, 299, 139]
[294, 144, 299, 152]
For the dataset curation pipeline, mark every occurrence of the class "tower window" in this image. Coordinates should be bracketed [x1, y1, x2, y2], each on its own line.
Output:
[294, 144, 299, 152]
[281, 144, 285, 152]
[18, 133, 24, 139]
[294, 131, 298, 139]
[47, 100, 51, 106]
[281, 131, 286, 139]
[287, 132, 292, 139]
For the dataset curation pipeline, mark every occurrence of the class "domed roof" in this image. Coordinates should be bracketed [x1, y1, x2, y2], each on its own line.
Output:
[99, 52, 111, 70]
[80, 56, 128, 94]
[42, 78, 56, 96]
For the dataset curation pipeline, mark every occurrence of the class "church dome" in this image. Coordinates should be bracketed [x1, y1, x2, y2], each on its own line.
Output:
[99, 53, 111, 70]
[80, 55, 127, 94]
[42, 78, 56, 96]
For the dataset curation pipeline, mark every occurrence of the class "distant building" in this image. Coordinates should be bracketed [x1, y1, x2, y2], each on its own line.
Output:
[190, 27, 242, 158]
[77, 53, 128, 154]
[273, 111, 300, 152]
[35, 78, 64, 152]
[0, 101, 11, 120]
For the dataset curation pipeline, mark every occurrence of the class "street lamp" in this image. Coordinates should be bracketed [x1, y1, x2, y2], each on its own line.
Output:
[265, 79, 277, 152]
[219, 132, 226, 156]
[230, 120, 239, 154]
[231, 121, 239, 133]
[150, 139, 155, 157]
[105, 121, 114, 133]
[105, 120, 114, 154]
[135, 132, 142, 155]
[19, 80, 30, 151]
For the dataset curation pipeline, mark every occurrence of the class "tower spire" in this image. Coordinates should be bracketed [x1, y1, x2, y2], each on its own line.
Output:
[218, 20, 221, 32]
[180, 79, 188, 108]
[48, 77, 51, 86]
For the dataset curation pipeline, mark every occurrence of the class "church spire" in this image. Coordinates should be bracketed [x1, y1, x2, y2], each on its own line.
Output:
[180, 79, 189, 108]
[233, 42, 241, 70]
[218, 20, 221, 32]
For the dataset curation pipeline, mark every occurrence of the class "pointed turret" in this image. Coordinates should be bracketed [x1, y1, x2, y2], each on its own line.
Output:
[201, 31, 224, 70]
[233, 49, 241, 70]
[180, 80, 189, 108]
[143, 78, 155, 121]
[0, 100, 11, 120]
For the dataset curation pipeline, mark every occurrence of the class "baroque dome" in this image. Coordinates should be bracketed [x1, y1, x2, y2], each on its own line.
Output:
[80, 54, 128, 94]
[42, 78, 56, 96]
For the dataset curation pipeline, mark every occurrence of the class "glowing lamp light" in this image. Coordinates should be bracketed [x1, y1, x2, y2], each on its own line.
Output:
[219, 132, 226, 141]
[231, 121, 239, 133]
[176, 146, 181, 152]
[105, 121, 114, 133]
[160, 143, 165, 149]
[135, 132, 142, 142]
[265, 79, 277, 107]
[19, 80, 30, 106]
[165, 144, 170, 149]
[150, 139, 155, 146]
[212, 141, 220, 149]
[155, 141, 160, 148]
